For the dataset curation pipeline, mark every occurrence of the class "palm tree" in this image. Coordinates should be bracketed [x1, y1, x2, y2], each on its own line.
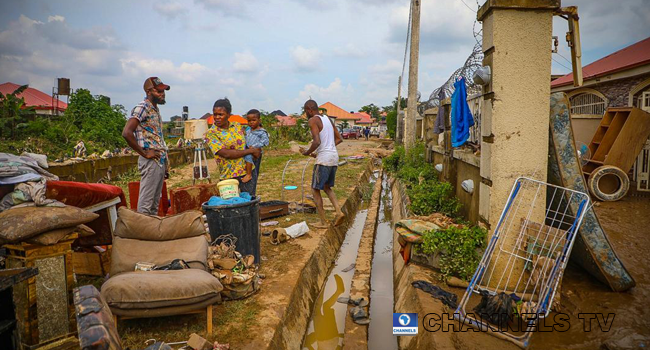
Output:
[0, 85, 34, 139]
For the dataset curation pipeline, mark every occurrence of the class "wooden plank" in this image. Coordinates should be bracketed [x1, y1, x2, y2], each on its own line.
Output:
[605, 108, 650, 173]
[0, 268, 38, 292]
[72, 252, 103, 276]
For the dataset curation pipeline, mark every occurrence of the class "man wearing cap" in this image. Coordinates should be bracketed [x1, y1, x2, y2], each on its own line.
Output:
[122, 77, 170, 215]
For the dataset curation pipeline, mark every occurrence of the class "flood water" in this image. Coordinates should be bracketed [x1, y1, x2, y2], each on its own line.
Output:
[368, 175, 398, 350]
[302, 209, 368, 350]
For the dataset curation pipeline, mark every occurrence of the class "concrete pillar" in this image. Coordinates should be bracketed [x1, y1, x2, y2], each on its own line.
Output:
[477, 0, 560, 291]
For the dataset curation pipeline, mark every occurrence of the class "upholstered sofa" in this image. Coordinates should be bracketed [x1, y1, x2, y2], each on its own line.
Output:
[100, 207, 222, 333]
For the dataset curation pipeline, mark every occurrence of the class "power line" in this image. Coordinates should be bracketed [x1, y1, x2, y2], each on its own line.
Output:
[555, 51, 572, 65]
[552, 57, 571, 71]
[400, 0, 413, 91]
[459, 0, 477, 12]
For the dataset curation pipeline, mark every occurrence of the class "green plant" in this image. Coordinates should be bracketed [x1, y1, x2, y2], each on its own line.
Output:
[382, 145, 404, 173]
[386, 110, 397, 139]
[408, 180, 461, 217]
[418, 225, 487, 281]
[0, 84, 35, 139]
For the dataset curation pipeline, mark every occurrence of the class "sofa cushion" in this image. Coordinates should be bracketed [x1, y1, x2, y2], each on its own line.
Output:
[0, 205, 98, 244]
[110, 235, 209, 276]
[114, 207, 205, 241]
[101, 269, 223, 309]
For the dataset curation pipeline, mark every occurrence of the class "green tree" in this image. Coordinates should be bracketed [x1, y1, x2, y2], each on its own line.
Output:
[0, 85, 35, 139]
[392, 96, 407, 110]
[386, 110, 397, 139]
[359, 103, 380, 120]
[340, 120, 350, 130]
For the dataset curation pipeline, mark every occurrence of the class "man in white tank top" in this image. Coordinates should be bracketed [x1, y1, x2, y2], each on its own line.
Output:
[301, 100, 345, 229]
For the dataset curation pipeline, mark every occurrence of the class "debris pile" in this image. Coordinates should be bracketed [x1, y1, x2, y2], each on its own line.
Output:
[208, 235, 261, 300]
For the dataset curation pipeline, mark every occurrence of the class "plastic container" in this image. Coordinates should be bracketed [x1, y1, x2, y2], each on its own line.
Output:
[217, 179, 240, 200]
[202, 196, 261, 264]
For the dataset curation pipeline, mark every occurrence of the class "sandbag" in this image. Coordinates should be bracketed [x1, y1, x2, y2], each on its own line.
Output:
[27, 224, 95, 246]
[114, 207, 206, 241]
[0, 205, 99, 244]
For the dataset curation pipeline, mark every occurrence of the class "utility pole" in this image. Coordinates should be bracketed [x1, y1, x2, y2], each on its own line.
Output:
[405, 0, 420, 151]
[396, 76, 402, 143]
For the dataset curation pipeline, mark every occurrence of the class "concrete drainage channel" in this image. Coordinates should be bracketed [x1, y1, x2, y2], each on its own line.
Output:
[301, 170, 398, 350]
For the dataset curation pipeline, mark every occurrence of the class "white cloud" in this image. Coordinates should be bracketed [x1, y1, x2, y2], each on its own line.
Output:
[194, 0, 249, 17]
[333, 43, 367, 58]
[153, 2, 189, 20]
[386, 0, 477, 53]
[296, 78, 354, 107]
[233, 51, 259, 73]
[291, 46, 321, 72]
[120, 57, 214, 83]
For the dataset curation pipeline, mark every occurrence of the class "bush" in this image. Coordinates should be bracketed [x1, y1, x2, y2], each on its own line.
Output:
[408, 180, 460, 217]
[418, 225, 487, 281]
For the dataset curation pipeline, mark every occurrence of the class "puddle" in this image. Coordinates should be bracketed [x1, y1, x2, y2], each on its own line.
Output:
[368, 174, 397, 350]
[302, 173, 377, 350]
[302, 208, 369, 350]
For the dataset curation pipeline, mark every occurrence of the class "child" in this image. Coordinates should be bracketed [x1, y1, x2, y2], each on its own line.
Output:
[242, 109, 270, 196]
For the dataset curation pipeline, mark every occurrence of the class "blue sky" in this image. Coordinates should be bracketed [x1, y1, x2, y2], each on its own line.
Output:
[0, 0, 648, 120]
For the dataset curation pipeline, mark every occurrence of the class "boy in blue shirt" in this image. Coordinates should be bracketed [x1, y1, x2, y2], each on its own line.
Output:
[242, 109, 270, 196]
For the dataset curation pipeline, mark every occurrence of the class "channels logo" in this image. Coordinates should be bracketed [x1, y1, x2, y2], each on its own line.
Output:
[393, 313, 418, 335]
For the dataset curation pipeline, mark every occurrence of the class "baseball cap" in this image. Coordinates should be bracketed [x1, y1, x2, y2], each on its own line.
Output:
[143, 77, 170, 92]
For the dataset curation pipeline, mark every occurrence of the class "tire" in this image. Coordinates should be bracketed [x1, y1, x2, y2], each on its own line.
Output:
[587, 165, 630, 202]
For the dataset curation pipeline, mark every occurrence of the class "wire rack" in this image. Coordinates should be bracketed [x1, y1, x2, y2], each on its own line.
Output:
[280, 158, 314, 213]
[455, 177, 590, 348]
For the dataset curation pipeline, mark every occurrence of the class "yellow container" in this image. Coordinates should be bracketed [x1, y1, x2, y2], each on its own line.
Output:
[217, 179, 240, 200]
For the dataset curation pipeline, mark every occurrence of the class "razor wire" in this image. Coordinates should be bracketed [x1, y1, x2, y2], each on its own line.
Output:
[418, 17, 484, 115]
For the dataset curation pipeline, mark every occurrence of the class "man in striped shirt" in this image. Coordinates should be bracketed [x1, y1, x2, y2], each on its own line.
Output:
[122, 77, 170, 215]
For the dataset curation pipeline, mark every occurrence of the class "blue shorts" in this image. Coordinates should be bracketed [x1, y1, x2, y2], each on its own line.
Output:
[311, 165, 337, 190]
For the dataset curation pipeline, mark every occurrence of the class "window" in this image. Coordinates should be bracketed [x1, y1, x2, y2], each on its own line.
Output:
[569, 92, 607, 116]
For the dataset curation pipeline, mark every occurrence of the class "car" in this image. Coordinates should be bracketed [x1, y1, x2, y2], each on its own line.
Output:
[370, 127, 380, 138]
[341, 128, 359, 139]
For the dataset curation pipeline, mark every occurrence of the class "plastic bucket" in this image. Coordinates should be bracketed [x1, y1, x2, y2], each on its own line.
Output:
[202, 196, 261, 264]
[217, 179, 240, 200]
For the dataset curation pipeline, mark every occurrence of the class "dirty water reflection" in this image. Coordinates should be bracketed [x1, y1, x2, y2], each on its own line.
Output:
[368, 175, 397, 350]
[302, 208, 369, 350]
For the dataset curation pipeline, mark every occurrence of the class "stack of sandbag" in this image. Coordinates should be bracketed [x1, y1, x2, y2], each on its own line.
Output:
[0, 205, 98, 246]
[207, 238, 261, 300]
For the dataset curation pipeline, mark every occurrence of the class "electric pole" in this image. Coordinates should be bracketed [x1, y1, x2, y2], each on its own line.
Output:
[405, 0, 420, 151]
[396, 76, 402, 143]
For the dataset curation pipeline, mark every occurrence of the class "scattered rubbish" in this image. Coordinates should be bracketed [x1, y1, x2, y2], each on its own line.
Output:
[258, 273, 266, 279]
[341, 263, 356, 273]
[213, 342, 230, 350]
[260, 220, 278, 227]
[143, 341, 172, 350]
[153, 259, 190, 271]
[270, 228, 289, 245]
[445, 276, 469, 289]
[208, 234, 261, 300]
[349, 297, 368, 307]
[284, 185, 298, 190]
[261, 229, 271, 237]
[346, 155, 365, 160]
[350, 306, 369, 325]
[412, 280, 458, 309]
[337, 296, 350, 304]
[338, 160, 348, 166]
[187, 333, 212, 350]
[473, 290, 516, 328]
[285, 218, 291, 221]
[284, 221, 310, 238]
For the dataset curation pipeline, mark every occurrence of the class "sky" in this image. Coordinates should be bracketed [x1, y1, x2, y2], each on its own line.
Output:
[0, 0, 648, 120]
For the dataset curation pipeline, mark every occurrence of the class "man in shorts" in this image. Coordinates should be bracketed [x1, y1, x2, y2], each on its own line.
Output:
[301, 100, 345, 228]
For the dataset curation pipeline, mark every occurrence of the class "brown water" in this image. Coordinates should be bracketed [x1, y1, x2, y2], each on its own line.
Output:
[368, 175, 398, 350]
[302, 208, 369, 350]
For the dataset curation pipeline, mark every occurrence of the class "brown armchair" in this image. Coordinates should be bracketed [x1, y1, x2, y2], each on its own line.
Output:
[100, 207, 222, 333]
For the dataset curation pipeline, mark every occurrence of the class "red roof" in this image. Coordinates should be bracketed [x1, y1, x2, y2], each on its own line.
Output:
[353, 112, 373, 124]
[0, 82, 68, 112]
[319, 102, 360, 121]
[276, 115, 297, 126]
[552, 37, 650, 88]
